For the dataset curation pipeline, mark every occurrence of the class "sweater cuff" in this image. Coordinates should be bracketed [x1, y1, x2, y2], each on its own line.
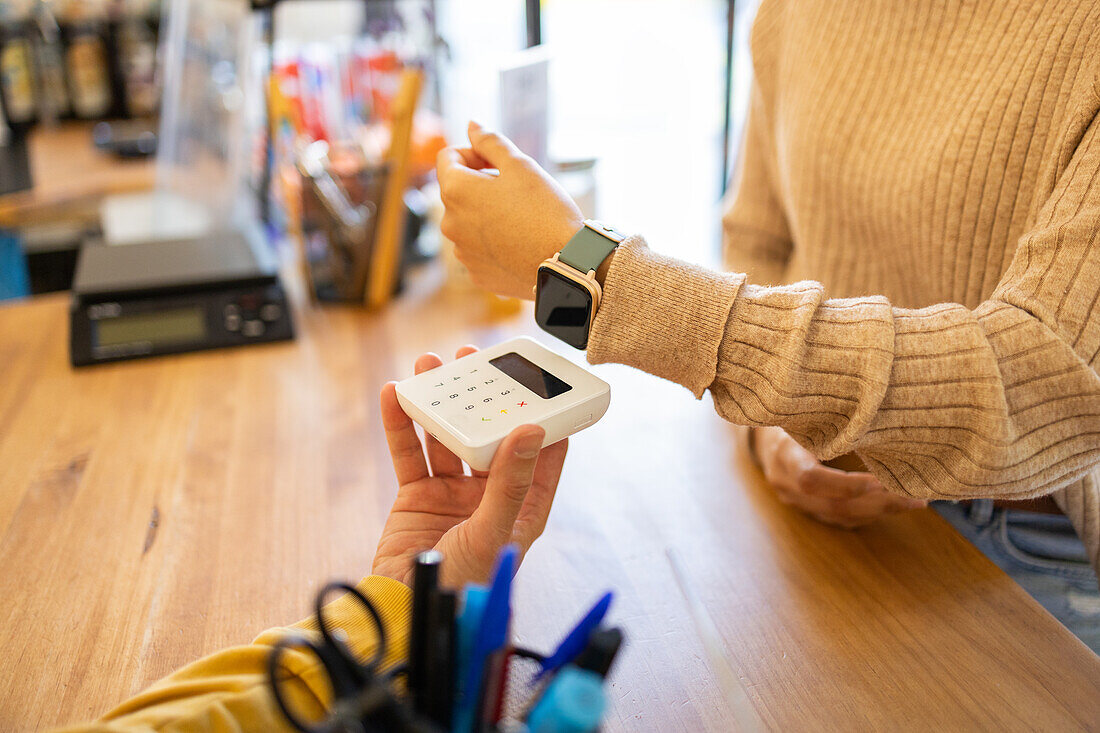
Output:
[587, 236, 744, 397]
[286, 575, 413, 670]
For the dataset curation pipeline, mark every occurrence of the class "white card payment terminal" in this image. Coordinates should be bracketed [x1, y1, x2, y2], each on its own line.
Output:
[395, 337, 610, 471]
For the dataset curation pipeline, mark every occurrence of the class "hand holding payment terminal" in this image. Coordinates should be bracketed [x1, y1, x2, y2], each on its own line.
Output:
[395, 337, 610, 471]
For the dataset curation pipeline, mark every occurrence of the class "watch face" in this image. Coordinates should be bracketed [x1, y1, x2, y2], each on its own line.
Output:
[535, 267, 594, 349]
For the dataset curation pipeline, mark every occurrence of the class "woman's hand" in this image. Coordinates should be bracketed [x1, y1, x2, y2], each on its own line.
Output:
[751, 426, 926, 528]
[436, 121, 583, 300]
[372, 346, 569, 588]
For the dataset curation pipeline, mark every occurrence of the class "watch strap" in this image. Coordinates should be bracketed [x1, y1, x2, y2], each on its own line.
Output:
[557, 220, 625, 274]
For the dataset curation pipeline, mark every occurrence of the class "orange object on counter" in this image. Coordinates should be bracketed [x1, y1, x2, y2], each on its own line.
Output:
[361, 110, 447, 180]
[409, 111, 448, 180]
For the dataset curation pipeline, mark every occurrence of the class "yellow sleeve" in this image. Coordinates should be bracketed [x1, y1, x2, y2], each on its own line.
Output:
[53, 576, 412, 733]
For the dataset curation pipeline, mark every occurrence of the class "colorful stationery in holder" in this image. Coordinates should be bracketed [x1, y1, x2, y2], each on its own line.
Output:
[281, 58, 429, 306]
[267, 546, 624, 733]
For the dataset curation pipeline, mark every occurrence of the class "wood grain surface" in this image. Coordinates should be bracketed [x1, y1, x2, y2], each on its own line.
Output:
[1, 272, 1098, 731]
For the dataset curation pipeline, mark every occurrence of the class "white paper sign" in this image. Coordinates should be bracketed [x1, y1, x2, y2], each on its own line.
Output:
[499, 46, 550, 168]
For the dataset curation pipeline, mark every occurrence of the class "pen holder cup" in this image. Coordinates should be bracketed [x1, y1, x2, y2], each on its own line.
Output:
[500, 653, 545, 725]
[295, 159, 394, 304]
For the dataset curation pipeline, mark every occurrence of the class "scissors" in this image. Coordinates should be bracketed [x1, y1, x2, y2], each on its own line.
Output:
[267, 581, 442, 733]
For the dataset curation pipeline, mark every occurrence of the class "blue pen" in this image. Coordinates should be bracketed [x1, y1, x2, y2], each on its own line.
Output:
[534, 592, 613, 682]
[453, 544, 518, 732]
[448, 581, 488, 726]
[454, 584, 490, 708]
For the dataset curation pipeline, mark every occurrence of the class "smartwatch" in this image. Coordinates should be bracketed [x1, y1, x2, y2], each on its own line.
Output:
[534, 219, 625, 349]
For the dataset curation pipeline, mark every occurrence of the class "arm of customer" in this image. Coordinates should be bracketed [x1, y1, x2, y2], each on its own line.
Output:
[438, 113, 924, 531]
[437, 109, 1100, 572]
[54, 348, 568, 732]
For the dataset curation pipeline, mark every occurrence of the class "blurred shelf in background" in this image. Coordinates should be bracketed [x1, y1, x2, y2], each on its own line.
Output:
[0, 121, 154, 229]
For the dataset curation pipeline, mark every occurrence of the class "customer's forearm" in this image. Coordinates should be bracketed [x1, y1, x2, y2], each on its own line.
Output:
[587, 229, 1100, 510]
[54, 576, 411, 733]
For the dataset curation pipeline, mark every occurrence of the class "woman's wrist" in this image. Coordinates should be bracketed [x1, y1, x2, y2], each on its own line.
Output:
[595, 249, 616, 287]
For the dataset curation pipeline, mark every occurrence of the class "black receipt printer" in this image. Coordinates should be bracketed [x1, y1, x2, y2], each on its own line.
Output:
[70, 229, 294, 367]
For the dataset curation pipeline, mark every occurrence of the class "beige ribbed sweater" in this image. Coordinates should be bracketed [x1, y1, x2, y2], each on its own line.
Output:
[587, 0, 1100, 580]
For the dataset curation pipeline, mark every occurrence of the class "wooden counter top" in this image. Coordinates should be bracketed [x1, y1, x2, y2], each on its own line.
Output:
[1, 281, 1097, 730]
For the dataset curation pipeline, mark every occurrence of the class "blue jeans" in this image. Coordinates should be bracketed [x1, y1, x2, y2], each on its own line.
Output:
[933, 500, 1100, 655]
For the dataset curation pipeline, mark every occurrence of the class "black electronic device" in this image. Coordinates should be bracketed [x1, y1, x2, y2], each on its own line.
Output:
[0, 133, 32, 196]
[70, 230, 294, 366]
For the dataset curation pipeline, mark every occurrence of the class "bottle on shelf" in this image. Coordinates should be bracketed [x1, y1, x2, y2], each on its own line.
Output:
[111, 0, 159, 118]
[59, 0, 113, 120]
[0, 0, 40, 132]
[31, 0, 71, 123]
